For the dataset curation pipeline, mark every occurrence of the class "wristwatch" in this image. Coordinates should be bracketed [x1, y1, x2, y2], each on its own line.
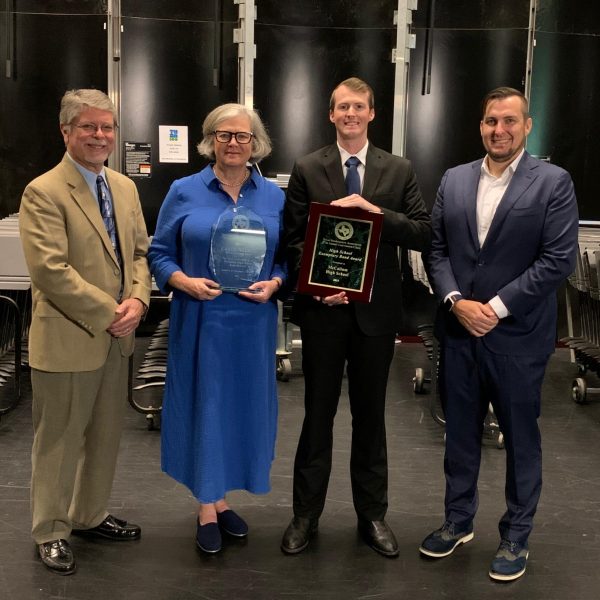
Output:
[445, 293, 463, 311]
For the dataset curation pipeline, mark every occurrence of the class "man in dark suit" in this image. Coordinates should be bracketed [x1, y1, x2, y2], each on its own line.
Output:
[19, 89, 151, 575]
[420, 87, 578, 581]
[281, 77, 431, 557]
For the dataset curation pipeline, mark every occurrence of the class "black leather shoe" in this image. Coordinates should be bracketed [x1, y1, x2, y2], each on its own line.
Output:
[357, 519, 399, 558]
[38, 539, 76, 575]
[72, 514, 141, 541]
[281, 516, 318, 554]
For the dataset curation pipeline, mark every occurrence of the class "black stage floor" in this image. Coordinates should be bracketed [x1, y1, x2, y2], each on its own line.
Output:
[1, 340, 599, 599]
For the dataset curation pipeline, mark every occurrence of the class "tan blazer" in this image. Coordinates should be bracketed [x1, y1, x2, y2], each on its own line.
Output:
[19, 154, 151, 372]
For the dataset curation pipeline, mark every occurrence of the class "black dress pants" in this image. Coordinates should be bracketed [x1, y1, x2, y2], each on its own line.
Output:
[292, 306, 396, 521]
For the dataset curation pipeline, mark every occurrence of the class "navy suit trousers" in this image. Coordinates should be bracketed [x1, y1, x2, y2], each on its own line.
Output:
[440, 339, 550, 544]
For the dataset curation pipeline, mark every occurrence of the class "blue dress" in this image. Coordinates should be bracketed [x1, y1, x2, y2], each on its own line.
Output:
[148, 165, 285, 503]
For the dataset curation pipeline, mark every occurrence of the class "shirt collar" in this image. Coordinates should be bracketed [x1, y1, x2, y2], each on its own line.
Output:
[481, 148, 525, 180]
[66, 151, 107, 188]
[337, 141, 369, 166]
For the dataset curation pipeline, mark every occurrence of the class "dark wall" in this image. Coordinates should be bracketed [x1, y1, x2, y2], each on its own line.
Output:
[528, 1, 600, 221]
[0, 1, 239, 228]
[2, 0, 595, 223]
[0, 1, 106, 217]
[406, 0, 530, 210]
[120, 1, 238, 233]
[254, 0, 398, 177]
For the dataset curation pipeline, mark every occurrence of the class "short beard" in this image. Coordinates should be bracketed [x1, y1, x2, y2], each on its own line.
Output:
[487, 141, 522, 165]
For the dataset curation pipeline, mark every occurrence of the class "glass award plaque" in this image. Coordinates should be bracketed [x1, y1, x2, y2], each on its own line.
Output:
[209, 206, 267, 292]
[296, 202, 383, 303]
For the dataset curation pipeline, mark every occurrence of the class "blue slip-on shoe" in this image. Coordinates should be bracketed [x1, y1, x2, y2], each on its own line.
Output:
[489, 539, 529, 581]
[419, 520, 474, 558]
[217, 510, 248, 538]
[196, 521, 222, 554]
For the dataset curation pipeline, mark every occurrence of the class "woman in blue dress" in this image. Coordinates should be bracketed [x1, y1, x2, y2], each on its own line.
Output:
[148, 104, 285, 554]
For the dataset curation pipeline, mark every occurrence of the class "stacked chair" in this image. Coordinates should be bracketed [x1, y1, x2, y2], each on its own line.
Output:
[129, 319, 169, 430]
[561, 226, 600, 403]
[0, 214, 30, 421]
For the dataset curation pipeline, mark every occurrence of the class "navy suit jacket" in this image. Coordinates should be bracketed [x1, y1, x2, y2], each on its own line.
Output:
[427, 151, 578, 355]
[284, 142, 431, 336]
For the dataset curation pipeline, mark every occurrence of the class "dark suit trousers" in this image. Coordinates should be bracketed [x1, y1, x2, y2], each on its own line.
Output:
[441, 339, 549, 544]
[292, 305, 396, 521]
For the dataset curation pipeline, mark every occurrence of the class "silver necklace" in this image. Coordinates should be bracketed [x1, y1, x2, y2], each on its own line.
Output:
[212, 166, 250, 187]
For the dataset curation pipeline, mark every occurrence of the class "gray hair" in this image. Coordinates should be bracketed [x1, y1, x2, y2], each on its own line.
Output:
[197, 103, 272, 162]
[59, 89, 118, 127]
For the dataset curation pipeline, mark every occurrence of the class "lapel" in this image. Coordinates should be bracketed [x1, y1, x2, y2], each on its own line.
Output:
[362, 144, 384, 201]
[483, 151, 539, 248]
[464, 160, 483, 251]
[62, 155, 120, 268]
[321, 144, 347, 200]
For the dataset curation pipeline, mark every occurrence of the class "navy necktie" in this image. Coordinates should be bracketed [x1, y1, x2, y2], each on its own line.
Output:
[345, 156, 361, 195]
[96, 175, 121, 264]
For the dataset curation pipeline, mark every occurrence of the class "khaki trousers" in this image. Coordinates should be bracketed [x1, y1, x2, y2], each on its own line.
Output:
[30, 339, 129, 544]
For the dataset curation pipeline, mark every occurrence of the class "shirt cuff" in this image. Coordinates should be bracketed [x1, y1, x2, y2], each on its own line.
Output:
[489, 295, 510, 319]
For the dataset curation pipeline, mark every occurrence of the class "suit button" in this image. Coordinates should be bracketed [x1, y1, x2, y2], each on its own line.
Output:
[478, 261, 485, 266]
[114, 269, 120, 276]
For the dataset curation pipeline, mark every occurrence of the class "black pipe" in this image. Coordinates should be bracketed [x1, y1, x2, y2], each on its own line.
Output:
[213, 0, 222, 87]
[421, 0, 436, 95]
[5, 0, 14, 79]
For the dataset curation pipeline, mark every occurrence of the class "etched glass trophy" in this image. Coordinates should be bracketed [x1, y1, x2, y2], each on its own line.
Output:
[209, 206, 267, 292]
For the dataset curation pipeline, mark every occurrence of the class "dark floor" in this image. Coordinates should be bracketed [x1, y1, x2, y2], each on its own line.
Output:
[1, 339, 600, 600]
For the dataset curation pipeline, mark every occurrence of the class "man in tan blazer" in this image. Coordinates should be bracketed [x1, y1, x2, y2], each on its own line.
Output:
[19, 89, 151, 575]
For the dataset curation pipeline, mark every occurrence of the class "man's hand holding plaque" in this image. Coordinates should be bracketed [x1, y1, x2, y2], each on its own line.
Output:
[331, 193, 383, 214]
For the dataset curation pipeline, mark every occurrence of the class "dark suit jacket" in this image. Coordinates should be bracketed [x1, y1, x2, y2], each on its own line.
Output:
[284, 142, 431, 336]
[427, 151, 579, 356]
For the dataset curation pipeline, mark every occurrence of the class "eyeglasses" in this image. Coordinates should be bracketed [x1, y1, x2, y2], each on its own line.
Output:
[213, 130, 253, 144]
[74, 123, 116, 135]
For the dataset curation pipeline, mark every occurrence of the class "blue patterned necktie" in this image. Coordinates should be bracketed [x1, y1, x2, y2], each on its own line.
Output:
[96, 175, 121, 265]
[345, 156, 361, 195]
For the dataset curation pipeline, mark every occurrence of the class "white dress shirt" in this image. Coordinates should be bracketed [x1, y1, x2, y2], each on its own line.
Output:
[446, 149, 525, 319]
[477, 149, 524, 246]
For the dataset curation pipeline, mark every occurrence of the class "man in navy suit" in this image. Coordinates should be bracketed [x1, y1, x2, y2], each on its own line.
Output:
[281, 77, 431, 557]
[420, 87, 578, 581]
